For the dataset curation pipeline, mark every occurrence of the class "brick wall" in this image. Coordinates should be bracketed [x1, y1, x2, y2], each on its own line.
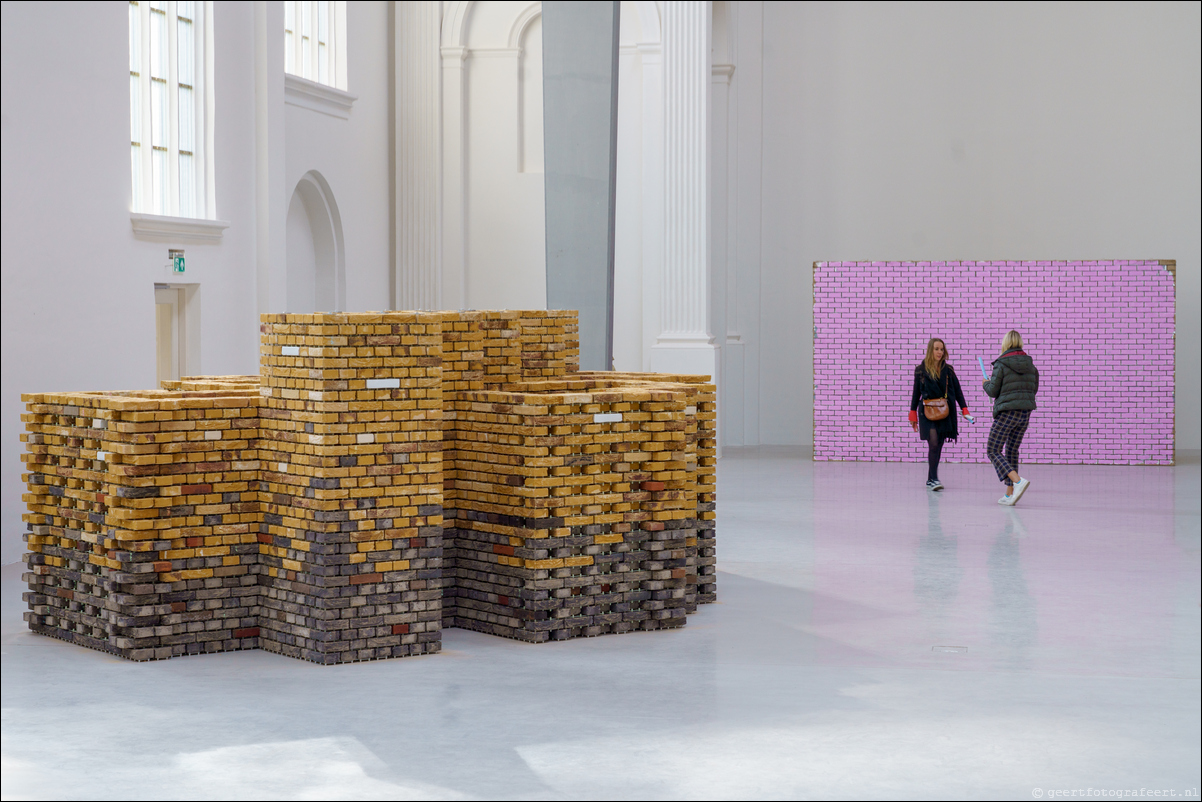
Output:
[813, 260, 1176, 465]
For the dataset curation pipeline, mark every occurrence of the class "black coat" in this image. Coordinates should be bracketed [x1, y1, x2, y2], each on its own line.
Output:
[910, 364, 968, 440]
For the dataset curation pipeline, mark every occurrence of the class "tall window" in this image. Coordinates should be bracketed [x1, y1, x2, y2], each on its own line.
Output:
[285, 1, 347, 90]
[129, 1, 211, 218]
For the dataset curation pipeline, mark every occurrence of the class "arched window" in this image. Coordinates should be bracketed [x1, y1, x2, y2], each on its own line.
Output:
[284, 1, 347, 90]
[129, 1, 213, 219]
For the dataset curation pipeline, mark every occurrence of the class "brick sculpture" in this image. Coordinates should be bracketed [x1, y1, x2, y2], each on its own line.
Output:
[812, 260, 1176, 465]
[20, 311, 717, 663]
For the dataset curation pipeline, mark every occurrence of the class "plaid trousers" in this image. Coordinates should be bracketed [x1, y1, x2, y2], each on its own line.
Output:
[987, 410, 1031, 484]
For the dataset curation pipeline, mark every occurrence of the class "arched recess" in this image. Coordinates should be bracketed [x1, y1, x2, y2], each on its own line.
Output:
[286, 170, 345, 313]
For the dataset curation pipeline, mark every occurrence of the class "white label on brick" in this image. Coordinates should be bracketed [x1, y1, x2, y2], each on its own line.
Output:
[204, 430, 222, 440]
[366, 378, 400, 389]
[278, 462, 288, 473]
[593, 413, 623, 423]
[92, 418, 105, 429]
[357, 433, 375, 444]
[281, 346, 300, 356]
[685, 406, 697, 415]
[96, 451, 109, 461]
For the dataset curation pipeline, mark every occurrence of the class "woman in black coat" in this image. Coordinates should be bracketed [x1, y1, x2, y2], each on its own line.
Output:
[908, 338, 971, 491]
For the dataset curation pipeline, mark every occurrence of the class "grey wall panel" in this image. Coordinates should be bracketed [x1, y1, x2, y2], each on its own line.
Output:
[542, 1, 620, 370]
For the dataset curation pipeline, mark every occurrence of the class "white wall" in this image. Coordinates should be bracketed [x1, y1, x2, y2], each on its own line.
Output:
[745, 0, 1202, 449]
[285, 0, 393, 313]
[462, 0, 547, 310]
[0, 2, 262, 563]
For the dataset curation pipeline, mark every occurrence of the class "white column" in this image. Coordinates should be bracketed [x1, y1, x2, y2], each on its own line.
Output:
[396, 1, 441, 310]
[650, 1, 715, 380]
[440, 45, 468, 310]
[255, 0, 287, 314]
[712, 60, 733, 453]
[639, 40, 664, 371]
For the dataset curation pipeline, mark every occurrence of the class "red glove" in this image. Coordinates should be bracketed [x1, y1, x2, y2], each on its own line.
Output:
[961, 408, 970, 417]
[908, 410, 918, 424]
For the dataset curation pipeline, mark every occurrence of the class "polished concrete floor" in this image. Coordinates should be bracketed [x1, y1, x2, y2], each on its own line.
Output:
[3, 450, 1199, 800]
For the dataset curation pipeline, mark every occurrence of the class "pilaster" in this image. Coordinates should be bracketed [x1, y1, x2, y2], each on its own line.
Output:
[650, 0, 715, 380]
[440, 45, 468, 310]
[396, 1, 442, 310]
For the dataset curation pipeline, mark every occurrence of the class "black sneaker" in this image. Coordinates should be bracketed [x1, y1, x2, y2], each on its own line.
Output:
[926, 479, 944, 491]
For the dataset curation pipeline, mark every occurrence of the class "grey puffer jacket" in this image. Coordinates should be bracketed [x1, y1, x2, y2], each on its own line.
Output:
[983, 349, 1039, 416]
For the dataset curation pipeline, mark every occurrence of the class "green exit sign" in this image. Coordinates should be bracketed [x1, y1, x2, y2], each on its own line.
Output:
[169, 249, 185, 273]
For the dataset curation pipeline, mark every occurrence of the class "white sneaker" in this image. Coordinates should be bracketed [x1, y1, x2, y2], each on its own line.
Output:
[998, 494, 1015, 505]
[1010, 477, 1031, 505]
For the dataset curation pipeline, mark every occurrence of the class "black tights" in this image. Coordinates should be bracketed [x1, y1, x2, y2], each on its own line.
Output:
[927, 429, 946, 483]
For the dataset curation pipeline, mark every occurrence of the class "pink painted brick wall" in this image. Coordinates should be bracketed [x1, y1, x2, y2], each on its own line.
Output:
[812, 260, 1175, 465]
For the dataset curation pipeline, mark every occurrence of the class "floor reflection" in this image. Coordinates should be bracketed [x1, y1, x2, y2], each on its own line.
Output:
[987, 509, 1037, 668]
[913, 493, 963, 621]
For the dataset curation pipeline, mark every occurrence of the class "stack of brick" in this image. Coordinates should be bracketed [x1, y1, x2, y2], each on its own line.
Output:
[526, 372, 718, 605]
[21, 387, 261, 660]
[20, 308, 718, 663]
[441, 385, 693, 640]
[257, 312, 444, 664]
[439, 311, 522, 393]
[516, 309, 580, 378]
[161, 375, 259, 392]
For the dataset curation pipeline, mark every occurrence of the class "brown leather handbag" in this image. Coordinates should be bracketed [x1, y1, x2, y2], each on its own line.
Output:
[922, 373, 950, 421]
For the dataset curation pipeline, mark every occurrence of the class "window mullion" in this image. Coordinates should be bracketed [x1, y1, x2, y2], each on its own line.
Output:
[332, 1, 340, 89]
[309, 1, 317, 81]
[141, 2, 154, 212]
[335, 1, 346, 90]
[167, 1, 180, 217]
[195, 2, 207, 218]
[295, 2, 304, 77]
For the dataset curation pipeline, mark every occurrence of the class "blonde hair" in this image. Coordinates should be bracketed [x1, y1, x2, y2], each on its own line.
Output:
[923, 338, 948, 380]
[1001, 330, 1023, 353]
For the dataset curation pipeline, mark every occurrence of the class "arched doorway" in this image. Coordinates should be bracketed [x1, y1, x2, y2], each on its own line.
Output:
[286, 170, 345, 312]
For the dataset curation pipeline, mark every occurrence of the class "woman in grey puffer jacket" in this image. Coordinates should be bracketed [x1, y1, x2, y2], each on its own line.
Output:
[982, 330, 1039, 506]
